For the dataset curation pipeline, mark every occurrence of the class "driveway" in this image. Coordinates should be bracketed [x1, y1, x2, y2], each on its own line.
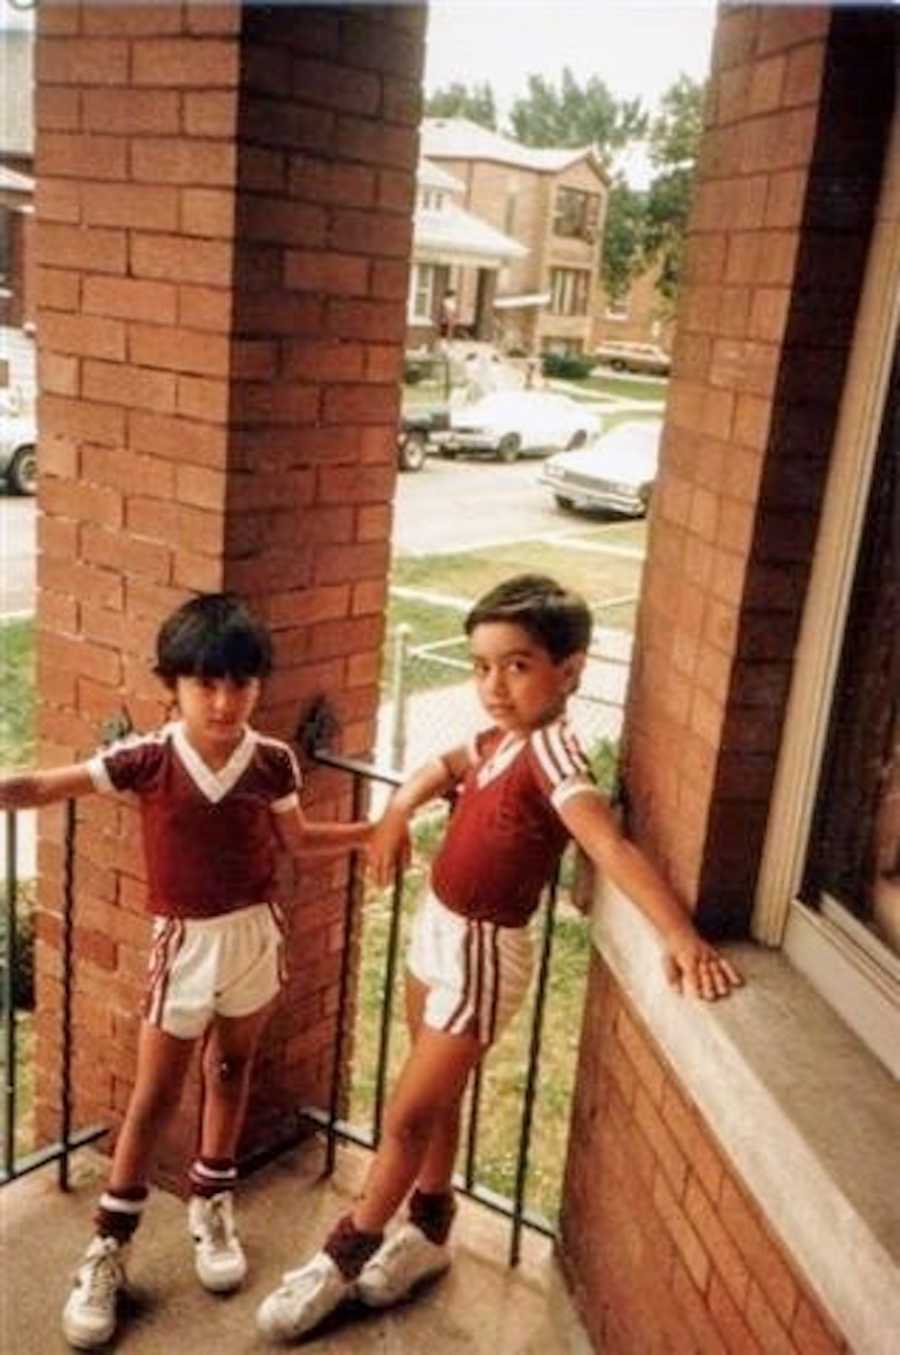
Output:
[394, 453, 589, 554]
[0, 494, 35, 616]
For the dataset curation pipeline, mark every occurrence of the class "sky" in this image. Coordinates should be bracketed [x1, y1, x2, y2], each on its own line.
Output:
[424, 0, 719, 185]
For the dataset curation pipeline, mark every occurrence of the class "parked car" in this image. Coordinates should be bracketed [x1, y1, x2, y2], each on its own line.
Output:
[593, 340, 671, 377]
[436, 391, 599, 463]
[397, 407, 450, 472]
[0, 400, 36, 496]
[540, 419, 663, 517]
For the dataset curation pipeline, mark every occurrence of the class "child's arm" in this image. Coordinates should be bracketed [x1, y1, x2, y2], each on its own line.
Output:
[368, 747, 468, 887]
[273, 807, 374, 859]
[0, 764, 97, 810]
[560, 791, 742, 1000]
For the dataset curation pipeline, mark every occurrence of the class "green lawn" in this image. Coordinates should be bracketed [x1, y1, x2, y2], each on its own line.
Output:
[383, 540, 643, 695]
[0, 620, 35, 768]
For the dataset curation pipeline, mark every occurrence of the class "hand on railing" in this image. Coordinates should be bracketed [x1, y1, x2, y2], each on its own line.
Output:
[366, 807, 412, 889]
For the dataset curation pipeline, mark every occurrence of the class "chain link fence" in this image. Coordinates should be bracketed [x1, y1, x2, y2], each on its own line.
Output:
[376, 602, 635, 779]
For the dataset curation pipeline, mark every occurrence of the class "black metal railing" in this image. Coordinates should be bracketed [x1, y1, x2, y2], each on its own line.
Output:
[1, 803, 106, 1190]
[305, 750, 564, 1267]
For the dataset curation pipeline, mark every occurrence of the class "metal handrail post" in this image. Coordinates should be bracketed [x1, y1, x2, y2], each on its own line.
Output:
[59, 799, 76, 1190]
[325, 773, 364, 1176]
[3, 811, 18, 1180]
[509, 878, 559, 1266]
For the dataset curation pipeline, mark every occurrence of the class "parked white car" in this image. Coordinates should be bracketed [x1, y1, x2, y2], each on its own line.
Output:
[540, 419, 663, 517]
[437, 391, 600, 463]
[0, 395, 36, 496]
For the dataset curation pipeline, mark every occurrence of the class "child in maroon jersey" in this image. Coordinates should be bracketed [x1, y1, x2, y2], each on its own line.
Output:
[257, 574, 743, 1341]
[0, 593, 372, 1350]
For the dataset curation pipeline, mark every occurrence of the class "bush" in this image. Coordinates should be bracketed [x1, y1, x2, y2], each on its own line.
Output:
[0, 884, 35, 1010]
[541, 352, 597, 381]
[403, 359, 428, 385]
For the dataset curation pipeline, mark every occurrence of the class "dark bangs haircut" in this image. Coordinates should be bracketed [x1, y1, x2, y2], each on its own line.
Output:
[464, 574, 592, 662]
[155, 593, 273, 688]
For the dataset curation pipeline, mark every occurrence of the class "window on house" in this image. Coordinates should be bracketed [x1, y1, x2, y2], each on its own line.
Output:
[549, 268, 591, 316]
[408, 263, 437, 323]
[802, 347, 900, 964]
[504, 188, 518, 236]
[553, 187, 601, 241]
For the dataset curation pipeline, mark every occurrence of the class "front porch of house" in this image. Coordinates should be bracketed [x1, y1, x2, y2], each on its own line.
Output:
[4, 1138, 590, 1355]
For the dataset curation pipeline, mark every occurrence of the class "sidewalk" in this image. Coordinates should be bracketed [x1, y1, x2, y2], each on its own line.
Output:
[2, 1141, 592, 1355]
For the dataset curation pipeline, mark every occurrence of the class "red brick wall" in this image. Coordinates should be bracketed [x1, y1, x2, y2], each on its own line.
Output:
[560, 7, 897, 1351]
[623, 4, 895, 934]
[31, 0, 424, 1185]
[560, 955, 848, 1355]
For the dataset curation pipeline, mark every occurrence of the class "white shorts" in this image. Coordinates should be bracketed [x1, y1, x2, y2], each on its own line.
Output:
[144, 903, 286, 1040]
[407, 891, 534, 1047]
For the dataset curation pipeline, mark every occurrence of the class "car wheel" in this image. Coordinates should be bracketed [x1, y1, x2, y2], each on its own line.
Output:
[566, 430, 588, 450]
[497, 434, 521, 464]
[398, 430, 427, 472]
[610, 358, 627, 372]
[554, 494, 575, 511]
[440, 446, 458, 460]
[8, 444, 37, 496]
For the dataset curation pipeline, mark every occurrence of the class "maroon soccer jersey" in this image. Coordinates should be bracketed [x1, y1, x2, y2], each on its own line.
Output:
[430, 719, 600, 927]
[87, 722, 301, 918]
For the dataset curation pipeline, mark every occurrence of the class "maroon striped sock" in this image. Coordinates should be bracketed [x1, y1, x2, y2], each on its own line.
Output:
[188, 1156, 237, 1199]
[409, 1188, 456, 1244]
[323, 1213, 383, 1280]
[94, 1185, 148, 1243]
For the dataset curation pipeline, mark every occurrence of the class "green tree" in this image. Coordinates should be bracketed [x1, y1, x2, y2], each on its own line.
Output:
[509, 68, 647, 168]
[425, 81, 498, 130]
[600, 179, 647, 306]
[642, 74, 706, 304]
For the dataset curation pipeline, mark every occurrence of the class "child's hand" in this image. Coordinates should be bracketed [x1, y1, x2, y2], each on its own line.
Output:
[663, 931, 743, 1000]
[367, 810, 412, 888]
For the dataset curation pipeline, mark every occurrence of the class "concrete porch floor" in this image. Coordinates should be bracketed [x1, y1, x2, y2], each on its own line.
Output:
[1, 1140, 593, 1354]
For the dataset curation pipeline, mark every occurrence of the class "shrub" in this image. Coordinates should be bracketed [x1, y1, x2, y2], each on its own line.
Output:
[0, 883, 35, 1010]
[403, 359, 428, 385]
[541, 352, 597, 381]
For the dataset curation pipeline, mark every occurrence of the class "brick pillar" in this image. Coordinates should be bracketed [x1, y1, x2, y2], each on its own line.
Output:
[32, 1, 424, 1185]
[623, 4, 895, 934]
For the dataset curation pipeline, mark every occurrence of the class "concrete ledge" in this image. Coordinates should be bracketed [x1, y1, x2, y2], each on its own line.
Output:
[591, 878, 900, 1355]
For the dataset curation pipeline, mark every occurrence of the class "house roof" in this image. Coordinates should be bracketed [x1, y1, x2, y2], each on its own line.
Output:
[414, 200, 527, 267]
[0, 165, 34, 194]
[418, 157, 465, 193]
[421, 117, 608, 183]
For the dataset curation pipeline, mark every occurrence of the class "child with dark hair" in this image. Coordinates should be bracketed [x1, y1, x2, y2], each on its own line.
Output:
[257, 574, 742, 1341]
[0, 593, 372, 1349]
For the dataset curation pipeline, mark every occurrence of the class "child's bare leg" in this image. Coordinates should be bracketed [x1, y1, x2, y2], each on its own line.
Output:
[351, 1021, 482, 1234]
[198, 1000, 274, 1160]
[404, 974, 467, 1196]
[108, 1021, 196, 1191]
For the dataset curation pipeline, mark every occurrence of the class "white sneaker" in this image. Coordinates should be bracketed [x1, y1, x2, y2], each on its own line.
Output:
[356, 1223, 451, 1308]
[256, 1251, 354, 1341]
[62, 1235, 127, 1349]
[188, 1191, 247, 1293]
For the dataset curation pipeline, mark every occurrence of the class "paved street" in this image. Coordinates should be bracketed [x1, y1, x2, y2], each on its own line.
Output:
[0, 494, 35, 616]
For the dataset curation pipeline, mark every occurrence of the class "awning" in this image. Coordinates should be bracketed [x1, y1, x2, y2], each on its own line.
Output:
[493, 292, 551, 310]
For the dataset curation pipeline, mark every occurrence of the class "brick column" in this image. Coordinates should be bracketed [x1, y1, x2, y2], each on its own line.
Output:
[623, 4, 895, 933]
[32, 1, 424, 1185]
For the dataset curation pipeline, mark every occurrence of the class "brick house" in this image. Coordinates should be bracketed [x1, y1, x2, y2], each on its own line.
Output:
[593, 262, 676, 352]
[420, 116, 608, 356]
[0, 28, 36, 335]
[406, 155, 526, 347]
[27, 4, 899, 1354]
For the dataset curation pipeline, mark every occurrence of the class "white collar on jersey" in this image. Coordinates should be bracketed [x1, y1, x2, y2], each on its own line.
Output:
[475, 729, 527, 788]
[172, 721, 257, 804]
